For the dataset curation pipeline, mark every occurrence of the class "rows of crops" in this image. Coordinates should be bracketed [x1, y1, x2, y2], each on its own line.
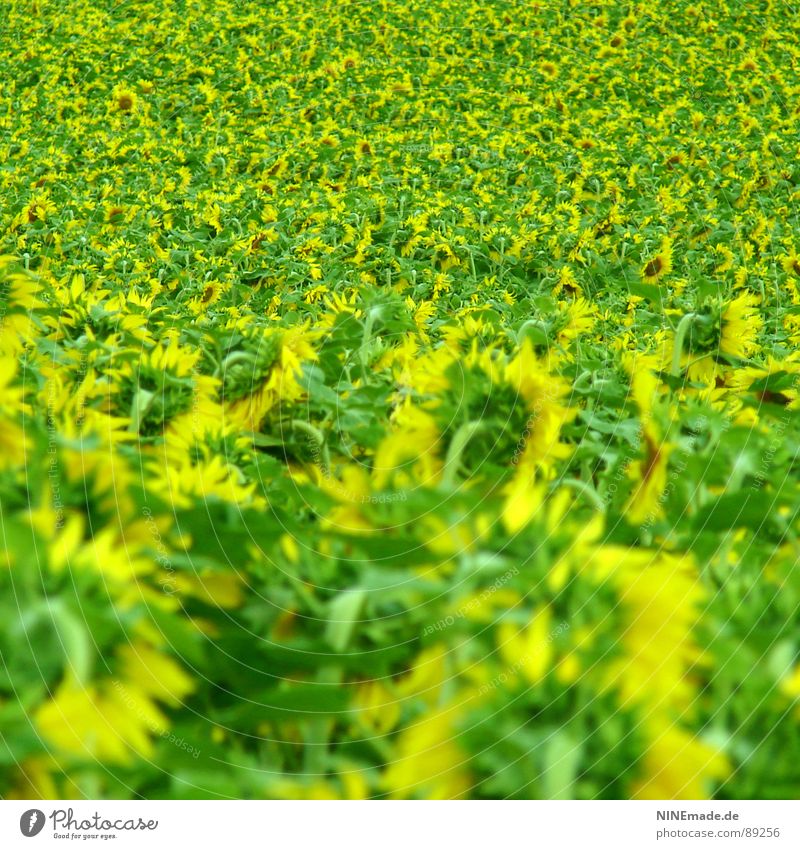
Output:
[2, 0, 800, 799]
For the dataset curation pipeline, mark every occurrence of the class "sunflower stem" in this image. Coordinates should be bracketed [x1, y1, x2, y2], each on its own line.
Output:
[516, 319, 547, 345]
[572, 370, 593, 392]
[442, 420, 486, 487]
[215, 350, 254, 377]
[290, 419, 330, 473]
[558, 477, 606, 512]
[670, 312, 697, 377]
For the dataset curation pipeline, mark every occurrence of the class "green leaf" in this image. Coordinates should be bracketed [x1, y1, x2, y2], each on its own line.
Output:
[325, 589, 367, 652]
[542, 731, 583, 800]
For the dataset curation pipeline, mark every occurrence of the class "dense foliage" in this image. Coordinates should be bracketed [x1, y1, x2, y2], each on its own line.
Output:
[2, 0, 800, 799]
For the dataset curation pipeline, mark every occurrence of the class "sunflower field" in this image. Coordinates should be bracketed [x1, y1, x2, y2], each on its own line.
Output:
[2, 0, 800, 801]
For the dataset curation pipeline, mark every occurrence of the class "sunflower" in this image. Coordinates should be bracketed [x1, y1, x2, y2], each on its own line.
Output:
[622, 354, 673, 525]
[672, 295, 761, 384]
[373, 402, 443, 491]
[105, 204, 125, 224]
[114, 341, 201, 436]
[552, 264, 583, 296]
[719, 292, 761, 358]
[555, 296, 597, 346]
[633, 724, 730, 800]
[726, 355, 800, 410]
[381, 646, 472, 799]
[148, 450, 261, 510]
[641, 238, 673, 281]
[503, 340, 576, 470]
[626, 425, 673, 526]
[378, 338, 574, 487]
[112, 85, 138, 112]
[35, 640, 193, 765]
[222, 325, 318, 431]
[193, 279, 222, 311]
[781, 250, 800, 277]
[540, 60, 559, 80]
[19, 193, 57, 226]
[497, 605, 555, 685]
[0, 260, 43, 351]
[382, 699, 472, 797]
[0, 359, 28, 467]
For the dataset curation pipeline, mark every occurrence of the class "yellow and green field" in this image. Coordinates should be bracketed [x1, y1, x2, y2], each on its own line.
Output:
[2, 0, 800, 799]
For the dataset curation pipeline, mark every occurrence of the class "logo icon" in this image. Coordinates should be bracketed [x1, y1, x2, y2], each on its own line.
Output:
[19, 809, 46, 837]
